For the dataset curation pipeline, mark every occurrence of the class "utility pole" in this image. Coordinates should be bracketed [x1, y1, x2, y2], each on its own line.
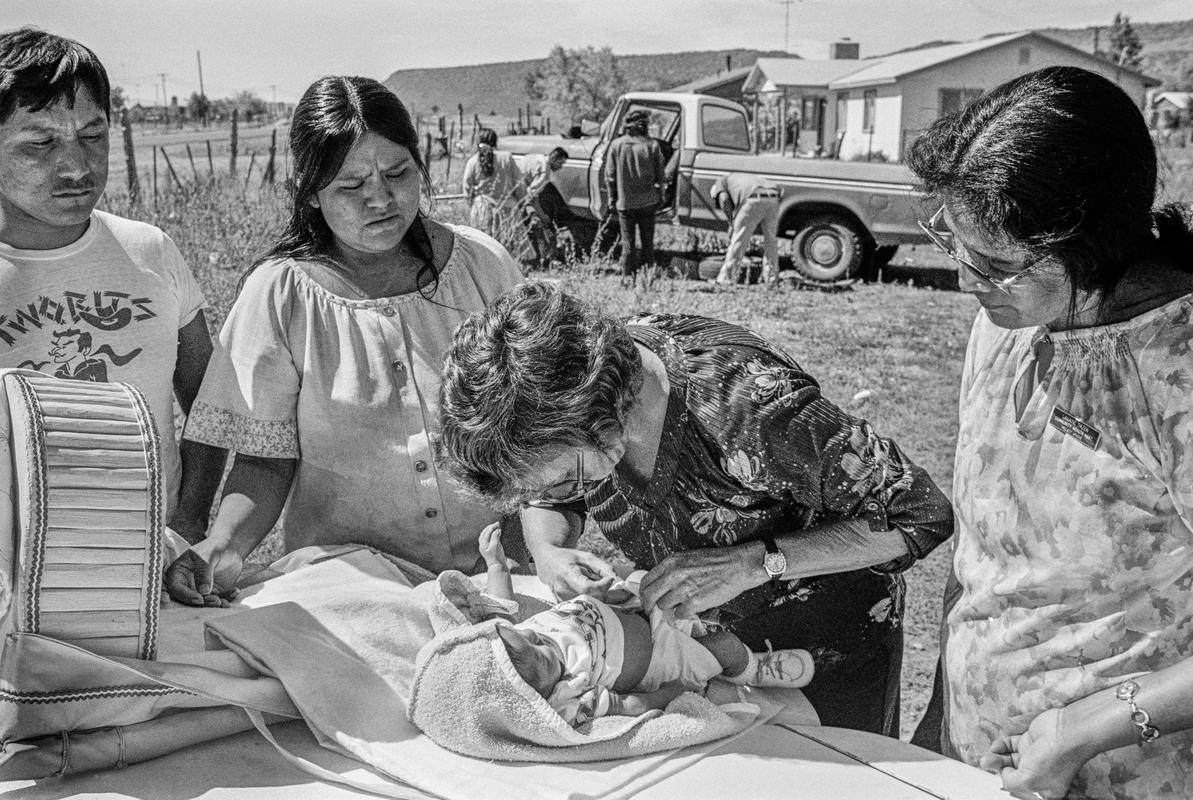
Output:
[157, 72, 167, 127]
[196, 50, 207, 126]
[776, 0, 797, 53]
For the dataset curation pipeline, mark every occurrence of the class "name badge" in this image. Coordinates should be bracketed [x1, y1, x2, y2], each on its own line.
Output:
[1048, 407, 1101, 450]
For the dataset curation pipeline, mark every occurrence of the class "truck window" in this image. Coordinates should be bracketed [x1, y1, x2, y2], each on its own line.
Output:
[701, 105, 750, 151]
[622, 104, 680, 141]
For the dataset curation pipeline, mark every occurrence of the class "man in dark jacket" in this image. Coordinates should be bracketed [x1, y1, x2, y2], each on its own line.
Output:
[603, 109, 665, 276]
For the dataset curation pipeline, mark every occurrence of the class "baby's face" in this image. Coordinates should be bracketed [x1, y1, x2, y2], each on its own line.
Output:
[497, 624, 564, 698]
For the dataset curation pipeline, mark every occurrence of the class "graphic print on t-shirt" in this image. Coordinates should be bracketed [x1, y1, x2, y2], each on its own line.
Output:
[3, 289, 155, 382]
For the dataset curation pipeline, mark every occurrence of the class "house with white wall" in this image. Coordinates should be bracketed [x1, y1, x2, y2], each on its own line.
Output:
[738, 32, 1158, 162]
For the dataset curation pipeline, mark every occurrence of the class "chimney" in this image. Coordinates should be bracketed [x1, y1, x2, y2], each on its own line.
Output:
[831, 39, 860, 60]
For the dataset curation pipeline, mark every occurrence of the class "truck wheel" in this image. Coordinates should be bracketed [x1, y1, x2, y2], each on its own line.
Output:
[791, 215, 866, 282]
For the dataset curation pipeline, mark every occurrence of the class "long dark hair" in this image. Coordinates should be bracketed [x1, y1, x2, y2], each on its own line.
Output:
[0, 27, 110, 124]
[907, 66, 1193, 313]
[477, 127, 497, 178]
[249, 76, 438, 295]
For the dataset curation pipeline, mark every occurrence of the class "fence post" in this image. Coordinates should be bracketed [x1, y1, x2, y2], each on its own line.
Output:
[424, 131, 433, 161]
[206, 139, 214, 178]
[263, 128, 277, 185]
[229, 108, 239, 175]
[120, 109, 139, 204]
[160, 147, 184, 195]
[185, 143, 199, 185]
[151, 145, 158, 208]
[243, 150, 257, 191]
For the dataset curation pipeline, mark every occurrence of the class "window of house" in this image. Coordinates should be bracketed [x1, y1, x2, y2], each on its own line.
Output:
[836, 92, 849, 131]
[939, 88, 984, 116]
[1019, 47, 1031, 65]
[862, 89, 877, 133]
[701, 103, 751, 151]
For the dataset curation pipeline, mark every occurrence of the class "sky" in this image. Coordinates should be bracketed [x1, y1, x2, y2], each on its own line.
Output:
[1, 0, 1184, 106]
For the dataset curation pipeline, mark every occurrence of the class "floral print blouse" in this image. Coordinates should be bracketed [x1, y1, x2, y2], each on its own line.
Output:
[578, 315, 953, 682]
[946, 298, 1193, 799]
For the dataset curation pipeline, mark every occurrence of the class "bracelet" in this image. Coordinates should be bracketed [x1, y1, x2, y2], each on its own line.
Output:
[1115, 679, 1161, 744]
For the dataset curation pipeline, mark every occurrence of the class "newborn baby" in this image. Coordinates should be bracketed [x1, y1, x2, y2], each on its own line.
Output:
[480, 523, 814, 726]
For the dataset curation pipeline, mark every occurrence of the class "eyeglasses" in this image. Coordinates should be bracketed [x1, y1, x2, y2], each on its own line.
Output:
[917, 205, 1044, 294]
[535, 451, 589, 504]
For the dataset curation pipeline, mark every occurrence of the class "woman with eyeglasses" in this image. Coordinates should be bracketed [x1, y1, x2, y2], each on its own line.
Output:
[906, 66, 1193, 799]
[436, 281, 954, 736]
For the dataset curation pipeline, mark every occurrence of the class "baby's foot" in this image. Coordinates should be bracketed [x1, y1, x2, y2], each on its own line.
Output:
[748, 640, 814, 688]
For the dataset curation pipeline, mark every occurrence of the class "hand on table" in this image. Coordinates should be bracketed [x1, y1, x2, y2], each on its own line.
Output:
[165, 537, 244, 608]
[639, 545, 763, 618]
[979, 707, 1087, 800]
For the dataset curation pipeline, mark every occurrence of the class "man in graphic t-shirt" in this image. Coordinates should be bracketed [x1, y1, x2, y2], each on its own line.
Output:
[0, 27, 225, 543]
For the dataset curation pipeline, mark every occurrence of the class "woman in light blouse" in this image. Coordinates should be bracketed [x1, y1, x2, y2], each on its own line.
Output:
[166, 76, 522, 605]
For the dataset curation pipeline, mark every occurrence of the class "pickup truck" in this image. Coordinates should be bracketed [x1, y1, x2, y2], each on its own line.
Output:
[503, 92, 928, 282]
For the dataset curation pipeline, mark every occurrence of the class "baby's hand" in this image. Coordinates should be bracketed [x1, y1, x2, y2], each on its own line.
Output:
[478, 521, 506, 567]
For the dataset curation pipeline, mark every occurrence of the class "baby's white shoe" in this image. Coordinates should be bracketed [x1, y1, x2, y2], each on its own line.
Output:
[745, 641, 814, 688]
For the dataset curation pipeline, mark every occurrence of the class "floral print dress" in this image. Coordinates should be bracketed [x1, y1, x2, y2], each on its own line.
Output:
[576, 315, 954, 733]
[946, 298, 1193, 799]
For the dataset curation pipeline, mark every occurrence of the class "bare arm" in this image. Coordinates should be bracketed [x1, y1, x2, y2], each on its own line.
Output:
[478, 521, 515, 601]
[164, 453, 296, 606]
[639, 518, 909, 617]
[607, 682, 687, 717]
[170, 311, 228, 544]
[520, 505, 619, 600]
[209, 454, 297, 561]
[981, 658, 1193, 799]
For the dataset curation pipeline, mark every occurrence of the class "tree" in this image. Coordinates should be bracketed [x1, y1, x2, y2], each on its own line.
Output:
[231, 90, 268, 122]
[1107, 13, 1143, 69]
[187, 92, 211, 125]
[109, 85, 127, 116]
[526, 45, 627, 124]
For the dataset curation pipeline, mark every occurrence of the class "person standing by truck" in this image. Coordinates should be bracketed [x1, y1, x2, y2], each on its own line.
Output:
[604, 109, 665, 276]
[463, 128, 525, 237]
[711, 173, 782, 285]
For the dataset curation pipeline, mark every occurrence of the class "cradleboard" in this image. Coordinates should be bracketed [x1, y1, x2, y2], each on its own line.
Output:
[0, 369, 164, 659]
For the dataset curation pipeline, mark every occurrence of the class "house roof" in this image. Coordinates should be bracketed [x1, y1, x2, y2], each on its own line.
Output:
[738, 32, 1159, 94]
[829, 31, 1159, 89]
[669, 66, 753, 93]
[741, 58, 866, 93]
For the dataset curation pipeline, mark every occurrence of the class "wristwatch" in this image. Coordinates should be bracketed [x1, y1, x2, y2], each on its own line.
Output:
[759, 535, 786, 587]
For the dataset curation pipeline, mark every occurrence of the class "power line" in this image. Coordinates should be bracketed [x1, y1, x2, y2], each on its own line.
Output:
[776, 0, 800, 53]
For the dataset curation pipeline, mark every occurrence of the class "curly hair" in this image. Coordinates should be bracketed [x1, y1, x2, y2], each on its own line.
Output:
[906, 66, 1193, 315]
[436, 282, 643, 508]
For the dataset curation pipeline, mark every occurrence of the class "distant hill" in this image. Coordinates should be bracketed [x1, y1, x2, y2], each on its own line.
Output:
[382, 48, 788, 120]
[880, 18, 1193, 89]
[383, 18, 1193, 122]
[1039, 19, 1193, 88]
